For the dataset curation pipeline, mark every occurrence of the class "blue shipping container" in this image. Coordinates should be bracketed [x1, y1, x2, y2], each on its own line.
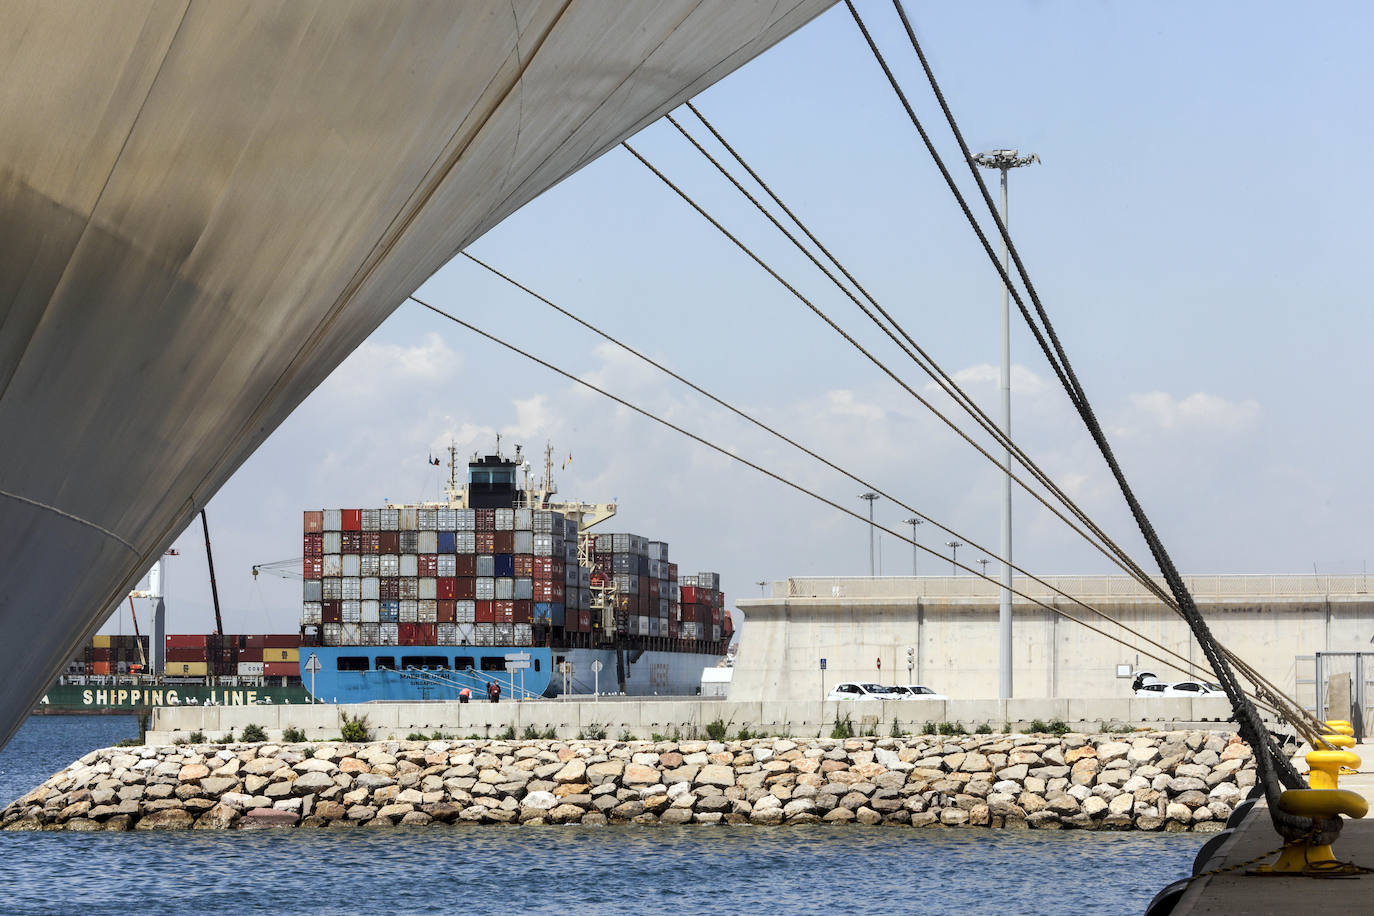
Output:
[437, 531, 456, 553]
[534, 601, 565, 627]
[494, 553, 515, 577]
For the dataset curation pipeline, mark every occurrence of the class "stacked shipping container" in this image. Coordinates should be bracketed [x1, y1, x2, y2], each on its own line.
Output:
[305, 508, 725, 650]
[165, 633, 301, 680]
[69, 635, 149, 676]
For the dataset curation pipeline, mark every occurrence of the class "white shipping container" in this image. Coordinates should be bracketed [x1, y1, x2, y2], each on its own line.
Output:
[437, 508, 457, 529]
[322, 623, 342, 645]
[237, 661, 265, 677]
[475, 578, 495, 600]
[342, 600, 361, 623]
[302, 601, 322, 625]
[474, 623, 495, 646]
[637, 616, 650, 636]
[514, 508, 532, 531]
[322, 578, 342, 600]
[514, 578, 533, 600]
[513, 531, 533, 554]
[418, 531, 438, 554]
[456, 623, 476, 644]
[713, 625, 721, 641]
[379, 623, 399, 646]
[649, 617, 660, 637]
[380, 554, 400, 576]
[339, 623, 362, 645]
[361, 508, 380, 531]
[360, 623, 381, 644]
[681, 621, 696, 640]
[475, 554, 495, 577]
[399, 577, 418, 599]
[495, 577, 514, 600]
[495, 508, 514, 531]
[400, 600, 418, 623]
[399, 530, 418, 553]
[533, 534, 554, 557]
[419, 599, 437, 623]
[399, 554, 418, 577]
[417, 508, 437, 530]
[514, 623, 532, 646]
[361, 576, 379, 599]
[437, 554, 456, 576]
[436, 622, 458, 645]
[456, 509, 475, 531]
[494, 623, 514, 643]
[322, 555, 342, 577]
[360, 555, 380, 577]
[398, 508, 419, 530]
[323, 509, 342, 531]
[302, 580, 323, 602]
[380, 508, 399, 530]
[456, 531, 476, 553]
[418, 577, 437, 600]
[323, 531, 342, 554]
[361, 599, 380, 623]
[342, 554, 361, 577]
[456, 600, 476, 623]
[342, 577, 361, 599]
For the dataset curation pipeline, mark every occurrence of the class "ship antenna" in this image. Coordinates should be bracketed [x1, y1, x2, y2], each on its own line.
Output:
[446, 442, 458, 503]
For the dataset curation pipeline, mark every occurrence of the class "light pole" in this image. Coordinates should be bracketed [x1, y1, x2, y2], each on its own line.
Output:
[859, 493, 880, 576]
[945, 540, 962, 574]
[755, 580, 767, 597]
[972, 147, 1039, 701]
[904, 518, 923, 576]
[977, 558, 990, 578]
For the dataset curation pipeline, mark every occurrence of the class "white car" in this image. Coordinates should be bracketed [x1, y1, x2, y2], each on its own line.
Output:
[827, 682, 900, 701]
[1135, 679, 1221, 697]
[891, 684, 948, 700]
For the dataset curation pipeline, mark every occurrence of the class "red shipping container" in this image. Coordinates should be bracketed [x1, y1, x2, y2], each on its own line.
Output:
[416, 623, 436, 644]
[455, 555, 476, 577]
[513, 600, 531, 624]
[91, 661, 111, 675]
[90, 647, 112, 662]
[322, 601, 343, 624]
[668, 620, 679, 638]
[264, 633, 299, 648]
[418, 554, 438, 576]
[165, 634, 208, 649]
[494, 531, 514, 553]
[263, 662, 298, 678]
[379, 531, 400, 553]
[475, 532, 495, 553]
[362, 532, 381, 554]
[533, 580, 565, 602]
[722, 615, 734, 635]
[437, 577, 457, 600]
[681, 586, 700, 605]
[166, 647, 206, 663]
[456, 577, 475, 600]
[304, 557, 323, 579]
[474, 601, 495, 624]
[341, 509, 362, 531]
[436, 600, 457, 623]
[398, 623, 422, 645]
[380, 578, 400, 600]
[304, 510, 324, 533]
[513, 555, 533, 578]
[244, 635, 265, 649]
[239, 647, 264, 662]
[648, 578, 660, 597]
[495, 600, 515, 624]
[341, 531, 361, 553]
[579, 611, 592, 631]
[668, 562, 678, 581]
[475, 508, 495, 531]
[303, 533, 323, 557]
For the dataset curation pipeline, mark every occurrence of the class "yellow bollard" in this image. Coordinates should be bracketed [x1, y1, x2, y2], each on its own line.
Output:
[1252, 789, 1369, 875]
[1324, 720, 1355, 737]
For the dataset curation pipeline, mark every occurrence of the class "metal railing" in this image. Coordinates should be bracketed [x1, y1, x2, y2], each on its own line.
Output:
[762, 574, 1373, 601]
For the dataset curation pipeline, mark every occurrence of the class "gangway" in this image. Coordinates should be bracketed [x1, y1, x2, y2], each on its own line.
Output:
[394, 665, 541, 701]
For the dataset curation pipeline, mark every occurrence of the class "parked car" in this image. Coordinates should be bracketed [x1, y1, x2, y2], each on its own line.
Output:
[891, 685, 948, 700]
[826, 682, 899, 701]
[1134, 679, 1221, 697]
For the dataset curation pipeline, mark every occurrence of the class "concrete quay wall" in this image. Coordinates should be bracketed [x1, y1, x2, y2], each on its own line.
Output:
[145, 696, 1245, 745]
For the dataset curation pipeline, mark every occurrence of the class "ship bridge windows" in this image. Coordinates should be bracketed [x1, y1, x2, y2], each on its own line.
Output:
[336, 656, 370, 672]
[402, 655, 451, 670]
[480, 657, 505, 672]
[374, 656, 396, 671]
[454, 656, 475, 671]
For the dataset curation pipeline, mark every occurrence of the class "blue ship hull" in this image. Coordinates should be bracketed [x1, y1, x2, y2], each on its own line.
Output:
[299, 645, 554, 703]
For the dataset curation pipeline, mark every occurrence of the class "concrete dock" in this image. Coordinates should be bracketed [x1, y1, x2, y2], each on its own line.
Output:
[1173, 743, 1374, 913]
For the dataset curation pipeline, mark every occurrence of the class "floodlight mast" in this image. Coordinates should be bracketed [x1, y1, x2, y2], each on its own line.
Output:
[973, 147, 1039, 701]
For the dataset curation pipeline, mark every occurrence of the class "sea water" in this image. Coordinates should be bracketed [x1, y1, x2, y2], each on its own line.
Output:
[0, 716, 1196, 915]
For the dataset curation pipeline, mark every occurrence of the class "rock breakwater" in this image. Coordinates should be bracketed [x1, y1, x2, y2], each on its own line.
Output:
[2, 731, 1254, 832]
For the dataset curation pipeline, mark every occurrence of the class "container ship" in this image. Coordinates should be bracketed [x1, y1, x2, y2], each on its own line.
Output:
[36, 634, 311, 714]
[298, 445, 730, 701]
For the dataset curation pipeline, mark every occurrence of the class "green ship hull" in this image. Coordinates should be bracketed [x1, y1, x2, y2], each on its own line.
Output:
[33, 683, 313, 714]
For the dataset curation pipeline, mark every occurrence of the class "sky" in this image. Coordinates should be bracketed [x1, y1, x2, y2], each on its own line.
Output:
[104, 1, 1374, 639]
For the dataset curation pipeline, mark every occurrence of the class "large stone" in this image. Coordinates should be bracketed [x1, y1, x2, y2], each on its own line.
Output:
[1096, 742, 1130, 763]
[239, 807, 299, 829]
[610, 801, 644, 820]
[553, 760, 586, 784]
[135, 809, 195, 831]
[586, 761, 624, 785]
[523, 791, 558, 811]
[243, 758, 286, 777]
[622, 763, 659, 785]
[694, 765, 735, 789]
[178, 764, 210, 782]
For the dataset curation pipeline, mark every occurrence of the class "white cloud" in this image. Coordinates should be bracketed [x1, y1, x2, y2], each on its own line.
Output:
[1117, 391, 1260, 436]
[324, 332, 461, 399]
